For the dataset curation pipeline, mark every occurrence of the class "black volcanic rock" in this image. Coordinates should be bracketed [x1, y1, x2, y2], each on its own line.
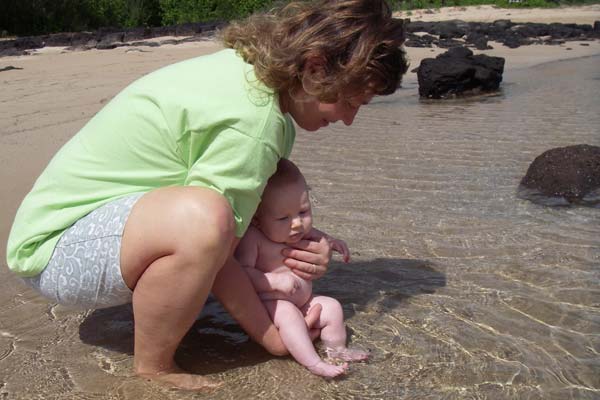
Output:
[0, 21, 225, 56]
[3, 18, 598, 57]
[416, 46, 505, 99]
[518, 144, 600, 207]
[403, 19, 598, 49]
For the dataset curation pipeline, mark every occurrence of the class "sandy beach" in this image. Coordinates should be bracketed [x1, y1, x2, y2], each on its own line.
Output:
[394, 4, 600, 24]
[1, 5, 599, 400]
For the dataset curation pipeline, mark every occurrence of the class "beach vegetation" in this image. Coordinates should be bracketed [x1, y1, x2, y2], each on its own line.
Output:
[158, 0, 274, 25]
[1, 0, 599, 36]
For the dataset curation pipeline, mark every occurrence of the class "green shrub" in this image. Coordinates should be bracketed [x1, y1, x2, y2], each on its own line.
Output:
[2, 0, 598, 36]
[158, 0, 274, 25]
[0, 0, 161, 35]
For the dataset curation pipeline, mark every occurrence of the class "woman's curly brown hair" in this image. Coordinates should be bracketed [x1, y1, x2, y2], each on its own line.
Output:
[221, 0, 408, 102]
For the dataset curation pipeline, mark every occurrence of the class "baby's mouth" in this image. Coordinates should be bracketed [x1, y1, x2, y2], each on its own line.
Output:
[288, 232, 303, 242]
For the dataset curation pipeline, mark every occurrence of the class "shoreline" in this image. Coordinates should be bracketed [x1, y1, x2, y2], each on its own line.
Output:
[394, 4, 600, 25]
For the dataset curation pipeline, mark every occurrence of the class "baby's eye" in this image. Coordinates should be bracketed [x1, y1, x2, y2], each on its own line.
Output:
[277, 216, 289, 221]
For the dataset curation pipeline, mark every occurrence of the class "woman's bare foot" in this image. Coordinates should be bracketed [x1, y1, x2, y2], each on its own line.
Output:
[326, 347, 370, 362]
[307, 360, 348, 378]
[138, 366, 222, 391]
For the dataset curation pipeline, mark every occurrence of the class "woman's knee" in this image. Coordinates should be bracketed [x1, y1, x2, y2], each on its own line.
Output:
[174, 187, 236, 248]
[120, 186, 236, 282]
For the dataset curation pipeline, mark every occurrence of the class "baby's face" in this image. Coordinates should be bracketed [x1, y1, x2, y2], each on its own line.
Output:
[256, 180, 313, 244]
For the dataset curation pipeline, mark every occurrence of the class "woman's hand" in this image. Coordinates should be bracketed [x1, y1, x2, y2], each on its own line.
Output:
[282, 228, 333, 280]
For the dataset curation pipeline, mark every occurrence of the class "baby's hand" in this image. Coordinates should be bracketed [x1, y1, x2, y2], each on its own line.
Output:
[330, 238, 351, 263]
[274, 273, 300, 295]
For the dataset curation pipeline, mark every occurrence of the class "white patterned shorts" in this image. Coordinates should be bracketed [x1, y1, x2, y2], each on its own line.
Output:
[22, 193, 144, 309]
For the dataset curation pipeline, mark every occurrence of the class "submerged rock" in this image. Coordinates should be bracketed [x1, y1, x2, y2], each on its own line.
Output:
[518, 144, 600, 207]
[416, 46, 505, 99]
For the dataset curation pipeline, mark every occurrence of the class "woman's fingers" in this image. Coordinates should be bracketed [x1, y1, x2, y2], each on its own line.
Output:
[282, 234, 332, 280]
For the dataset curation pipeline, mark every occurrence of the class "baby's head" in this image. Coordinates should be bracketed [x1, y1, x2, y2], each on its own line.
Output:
[254, 159, 313, 244]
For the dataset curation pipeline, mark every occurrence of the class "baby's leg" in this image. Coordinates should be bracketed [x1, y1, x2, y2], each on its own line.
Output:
[306, 296, 369, 362]
[265, 300, 347, 378]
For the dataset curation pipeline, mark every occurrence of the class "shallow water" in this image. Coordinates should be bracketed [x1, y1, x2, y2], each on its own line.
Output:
[1, 55, 599, 399]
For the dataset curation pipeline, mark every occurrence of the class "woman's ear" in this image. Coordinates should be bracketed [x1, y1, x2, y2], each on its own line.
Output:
[301, 56, 327, 95]
[303, 56, 327, 77]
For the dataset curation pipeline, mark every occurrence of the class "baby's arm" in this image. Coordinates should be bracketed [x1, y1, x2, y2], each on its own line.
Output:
[236, 227, 299, 295]
[310, 228, 351, 263]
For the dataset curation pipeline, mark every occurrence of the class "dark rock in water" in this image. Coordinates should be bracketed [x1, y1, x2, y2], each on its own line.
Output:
[416, 46, 505, 99]
[518, 144, 600, 207]
[595, 21, 600, 32]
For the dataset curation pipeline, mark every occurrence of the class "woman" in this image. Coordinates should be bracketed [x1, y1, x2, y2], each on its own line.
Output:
[7, 0, 407, 390]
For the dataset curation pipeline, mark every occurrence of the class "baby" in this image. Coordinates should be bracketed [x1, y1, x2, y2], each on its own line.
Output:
[235, 159, 368, 378]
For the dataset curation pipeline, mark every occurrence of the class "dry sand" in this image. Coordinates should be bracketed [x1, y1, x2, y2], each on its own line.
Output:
[394, 4, 600, 24]
[1, 5, 599, 398]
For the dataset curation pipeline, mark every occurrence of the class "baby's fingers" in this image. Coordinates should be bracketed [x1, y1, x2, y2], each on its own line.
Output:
[331, 239, 351, 263]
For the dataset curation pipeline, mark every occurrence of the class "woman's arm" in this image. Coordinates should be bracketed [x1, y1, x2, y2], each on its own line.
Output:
[212, 254, 288, 355]
[212, 254, 320, 355]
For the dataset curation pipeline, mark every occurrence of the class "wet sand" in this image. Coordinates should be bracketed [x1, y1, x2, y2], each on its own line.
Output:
[1, 7, 599, 399]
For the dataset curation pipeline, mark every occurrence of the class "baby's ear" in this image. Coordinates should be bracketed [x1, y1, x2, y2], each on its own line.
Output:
[250, 215, 260, 228]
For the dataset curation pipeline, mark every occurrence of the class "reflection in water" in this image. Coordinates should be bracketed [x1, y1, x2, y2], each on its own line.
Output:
[1, 56, 599, 399]
[517, 185, 600, 208]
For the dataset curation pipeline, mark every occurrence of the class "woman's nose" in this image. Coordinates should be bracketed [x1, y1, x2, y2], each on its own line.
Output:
[342, 106, 359, 126]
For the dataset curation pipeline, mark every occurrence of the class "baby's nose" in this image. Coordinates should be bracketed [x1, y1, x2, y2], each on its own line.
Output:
[291, 217, 302, 229]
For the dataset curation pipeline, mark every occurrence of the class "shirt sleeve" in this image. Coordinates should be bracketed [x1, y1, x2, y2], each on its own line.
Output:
[184, 126, 280, 237]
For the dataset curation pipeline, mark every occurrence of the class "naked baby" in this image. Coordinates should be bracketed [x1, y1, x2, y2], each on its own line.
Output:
[235, 159, 368, 378]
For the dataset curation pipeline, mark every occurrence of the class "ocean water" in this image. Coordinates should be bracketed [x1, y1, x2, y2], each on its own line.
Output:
[0, 55, 598, 399]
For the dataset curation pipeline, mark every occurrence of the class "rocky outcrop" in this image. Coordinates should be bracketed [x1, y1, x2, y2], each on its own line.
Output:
[405, 19, 599, 49]
[415, 46, 505, 99]
[0, 22, 224, 56]
[2, 18, 598, 57]
[518, 144, 600, 207]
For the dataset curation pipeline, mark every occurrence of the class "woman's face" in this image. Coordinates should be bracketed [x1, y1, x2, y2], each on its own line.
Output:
[281, 90, 374, 132]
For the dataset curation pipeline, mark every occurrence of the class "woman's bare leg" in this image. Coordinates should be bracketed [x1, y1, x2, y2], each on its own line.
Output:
[120, 186, 235, 390]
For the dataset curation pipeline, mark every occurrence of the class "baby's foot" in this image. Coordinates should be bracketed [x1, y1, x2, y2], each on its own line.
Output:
[307, 360, 348, 378]
[326, 347, 370, 362]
